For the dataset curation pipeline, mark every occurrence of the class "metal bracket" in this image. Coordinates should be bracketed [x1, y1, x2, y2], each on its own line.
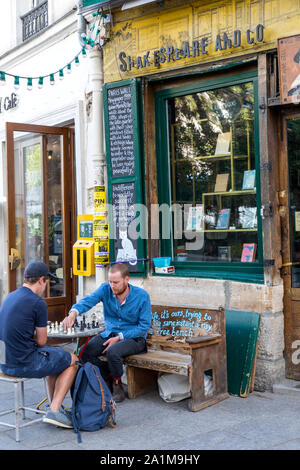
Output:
[263, 259, 275, 267]
[259, 96, 266, 113]
[260, 162, 272, 172]
[260, 203, 273, 219]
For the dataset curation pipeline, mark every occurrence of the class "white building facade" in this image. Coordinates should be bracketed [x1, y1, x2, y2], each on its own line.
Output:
[0, 0, 110, 320]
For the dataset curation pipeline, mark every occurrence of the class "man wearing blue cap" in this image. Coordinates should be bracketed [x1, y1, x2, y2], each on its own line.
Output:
[0, 261, 78, 429]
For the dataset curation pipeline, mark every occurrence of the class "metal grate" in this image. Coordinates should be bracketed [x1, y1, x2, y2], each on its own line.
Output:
[21, 1, 48, 41]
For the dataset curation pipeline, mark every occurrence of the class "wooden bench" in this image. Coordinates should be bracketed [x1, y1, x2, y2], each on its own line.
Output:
[124, 305, 229, 411]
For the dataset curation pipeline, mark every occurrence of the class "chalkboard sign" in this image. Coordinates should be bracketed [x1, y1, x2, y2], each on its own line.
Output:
[111, 182, 138, 271]
[104, 79, 146, 275]
[107, 85, 135, 177]
[149, 305, 220, 338]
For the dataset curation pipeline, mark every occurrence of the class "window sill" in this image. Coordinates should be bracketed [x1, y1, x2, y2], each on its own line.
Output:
[151, 263, 264, 284]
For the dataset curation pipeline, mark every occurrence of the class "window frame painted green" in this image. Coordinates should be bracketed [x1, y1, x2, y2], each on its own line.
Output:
[154, 70, 264, 284]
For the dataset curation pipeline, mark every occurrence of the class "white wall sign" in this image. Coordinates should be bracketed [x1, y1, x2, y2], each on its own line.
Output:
[0, 92, 19, 113]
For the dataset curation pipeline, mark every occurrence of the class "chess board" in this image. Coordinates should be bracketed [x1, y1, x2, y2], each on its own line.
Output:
[47, 316, 105, 339]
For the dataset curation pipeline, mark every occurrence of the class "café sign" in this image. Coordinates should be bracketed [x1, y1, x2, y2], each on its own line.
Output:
[0, 92, 18, 114]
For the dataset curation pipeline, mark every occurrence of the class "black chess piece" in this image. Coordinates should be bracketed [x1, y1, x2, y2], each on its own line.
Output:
[80, 320, 84, 331]
[92, 321, 95, 329]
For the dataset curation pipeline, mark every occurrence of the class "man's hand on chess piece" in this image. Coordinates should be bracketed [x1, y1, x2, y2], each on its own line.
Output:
[62, 310, 77, 330]
[102, 335, 120, 353]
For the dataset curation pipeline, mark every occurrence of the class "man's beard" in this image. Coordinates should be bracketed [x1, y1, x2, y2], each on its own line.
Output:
[113, 283, 128, 296]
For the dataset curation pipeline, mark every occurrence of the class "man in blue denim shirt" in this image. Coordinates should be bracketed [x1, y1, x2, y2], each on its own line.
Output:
[62, 263, 151, 402]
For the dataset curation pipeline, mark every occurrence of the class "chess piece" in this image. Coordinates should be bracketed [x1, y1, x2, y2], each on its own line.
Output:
[67, 328, 71, 335]
[71, 327, 75, 334]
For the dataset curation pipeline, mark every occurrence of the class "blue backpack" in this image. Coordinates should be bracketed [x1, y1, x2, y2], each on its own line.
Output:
[71, 362, 116, 443]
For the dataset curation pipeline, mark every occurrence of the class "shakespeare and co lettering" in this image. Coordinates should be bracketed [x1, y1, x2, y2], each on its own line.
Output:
[118, 24, 264, 72]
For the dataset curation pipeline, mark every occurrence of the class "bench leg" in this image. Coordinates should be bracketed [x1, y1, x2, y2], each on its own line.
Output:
[126, 366, 157, 399]
[188, 347, 229, 412]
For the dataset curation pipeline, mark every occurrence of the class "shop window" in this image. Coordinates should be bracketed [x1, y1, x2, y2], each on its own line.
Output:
[155, 72, 263, 282]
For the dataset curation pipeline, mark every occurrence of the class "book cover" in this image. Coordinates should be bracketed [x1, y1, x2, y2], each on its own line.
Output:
[215, 132, 231, 155]
[186, 205, 203, 231]
[242, 170, 256, 190]
[241, 243, 257, 262]
[216, 208, 231, 229]
[214, 173, 229, 192]
[218, 246, 231, 261]
[239, 206, 257, 229]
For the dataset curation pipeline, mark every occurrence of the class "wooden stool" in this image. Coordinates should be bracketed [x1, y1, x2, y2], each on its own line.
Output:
[0, 372, 49, 442]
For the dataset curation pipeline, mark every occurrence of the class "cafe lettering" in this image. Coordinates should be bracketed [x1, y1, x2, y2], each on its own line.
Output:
[0, 92, 18, 113]
[119, 24, 264, 72]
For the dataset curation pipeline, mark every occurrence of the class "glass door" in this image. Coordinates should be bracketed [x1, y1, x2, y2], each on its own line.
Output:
[6, 122, 75, 322]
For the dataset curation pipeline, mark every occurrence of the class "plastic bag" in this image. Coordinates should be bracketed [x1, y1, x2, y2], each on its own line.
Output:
[158, 372, 213, 402]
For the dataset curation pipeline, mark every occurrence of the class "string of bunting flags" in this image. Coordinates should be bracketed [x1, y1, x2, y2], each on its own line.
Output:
[0, 9, 110, 90]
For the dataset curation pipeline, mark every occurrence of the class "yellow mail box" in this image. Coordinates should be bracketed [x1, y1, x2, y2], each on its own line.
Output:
[73, 240, 95, 276]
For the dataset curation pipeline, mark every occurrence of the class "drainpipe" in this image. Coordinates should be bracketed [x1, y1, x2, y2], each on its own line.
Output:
[88, 47, 107, 287]
[77, 3, 107, 288]
[77, 3, 87, 48]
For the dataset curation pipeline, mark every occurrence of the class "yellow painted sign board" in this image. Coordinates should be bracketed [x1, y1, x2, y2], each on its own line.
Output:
[104, 0, 300, 83]
[94, 185, 107, 214]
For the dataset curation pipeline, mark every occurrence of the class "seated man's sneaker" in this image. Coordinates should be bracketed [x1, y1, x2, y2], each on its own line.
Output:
[43, 409, 73, 429]
[112, 380, 125, 403]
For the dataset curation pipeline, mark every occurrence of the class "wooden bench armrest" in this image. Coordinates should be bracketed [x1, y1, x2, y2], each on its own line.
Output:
[186, 333, 221, 345]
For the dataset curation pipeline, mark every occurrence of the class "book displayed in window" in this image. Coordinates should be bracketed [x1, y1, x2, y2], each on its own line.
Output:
[214, 173, 229, 192]
[238, 207, 257, 229]
[241, 243, 257, 262]
[215, 132, 231, 155]
[242, 170, 256, 190]
[185, 205, 203, 231]
[218, 246, 231, 261]
[216, 208, 231, 229]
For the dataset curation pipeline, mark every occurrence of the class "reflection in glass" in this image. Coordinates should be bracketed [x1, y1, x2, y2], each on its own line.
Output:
[168, 82, 258, 263]
[14, 132, 64, 296]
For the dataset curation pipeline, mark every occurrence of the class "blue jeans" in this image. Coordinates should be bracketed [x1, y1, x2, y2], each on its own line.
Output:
[80, 333, 147, 379]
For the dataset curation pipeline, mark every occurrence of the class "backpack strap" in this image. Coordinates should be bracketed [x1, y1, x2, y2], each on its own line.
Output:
[72, 363, 84, 443]
[92, 365, 106, 412]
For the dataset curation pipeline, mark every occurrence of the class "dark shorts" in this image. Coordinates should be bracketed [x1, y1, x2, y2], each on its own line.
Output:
[1, 345, 72, 378]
